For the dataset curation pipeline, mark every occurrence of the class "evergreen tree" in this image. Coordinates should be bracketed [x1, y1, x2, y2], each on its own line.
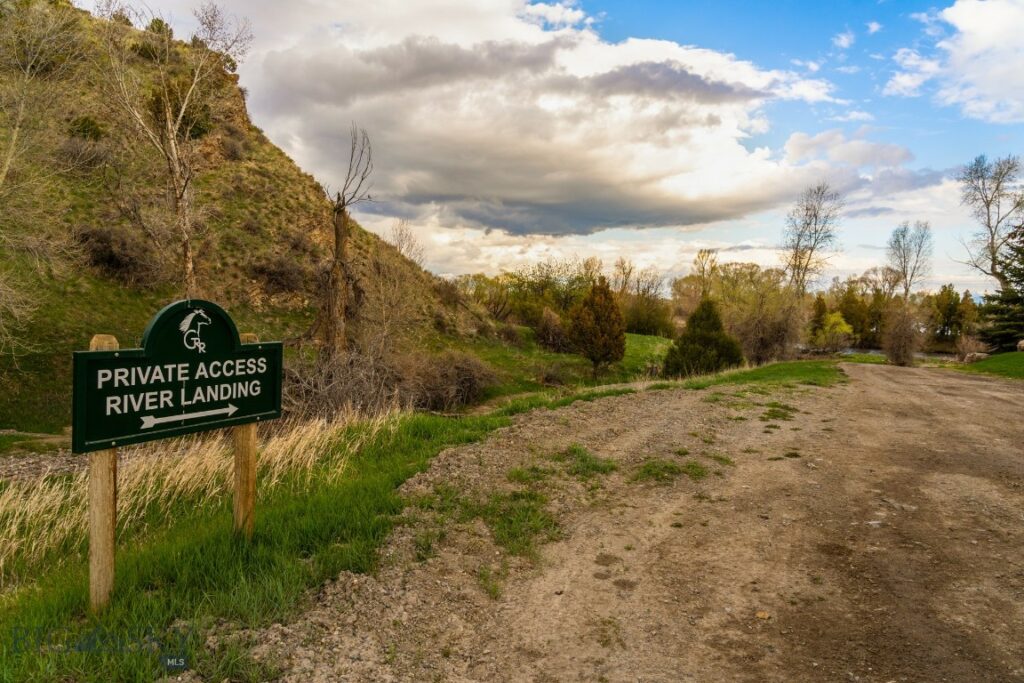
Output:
[567, 276, 626, 374]
[980, 227, 1024, 350]
[663, 299, 743, 377]
[809, 294, 828, 337]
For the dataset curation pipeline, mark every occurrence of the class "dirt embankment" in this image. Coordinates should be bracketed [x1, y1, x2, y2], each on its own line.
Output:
[236, 363, 1024, 682]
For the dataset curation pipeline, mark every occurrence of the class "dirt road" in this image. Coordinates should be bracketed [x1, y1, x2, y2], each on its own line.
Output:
[246, 364, 1024, 682]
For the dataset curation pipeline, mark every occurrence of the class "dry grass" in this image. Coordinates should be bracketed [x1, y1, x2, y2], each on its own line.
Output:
[0, 408, 394, 587]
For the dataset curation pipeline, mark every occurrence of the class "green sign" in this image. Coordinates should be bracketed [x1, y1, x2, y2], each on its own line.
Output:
[72, 300, 283, 453]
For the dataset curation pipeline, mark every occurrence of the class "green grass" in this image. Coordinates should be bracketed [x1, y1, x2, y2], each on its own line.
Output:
[506, 465, 554, 484]
[0, 386, 614, 682]
[451, 332, 670, 400]
[471, 490, 559, 558]
[705, 453, 734, 467]
[631, 458, 682, 484]
[958, 352, 1024, 380]
[0, 434, 64, 454]
[681, 361, 846, 390]
[759, 401, 799, 421]
[551, 444, 617, 479]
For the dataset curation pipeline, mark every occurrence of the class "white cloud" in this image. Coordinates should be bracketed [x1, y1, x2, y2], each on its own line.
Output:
[831, 110, 875, 122]
[866, 21, 882, 35]
[791, 58, 821, 73]
[882, 48, 941, 97]
[218, 0, 854, 237]
[784, 129, 913, 168]
[86, 0, 971, 285]
[886, 0, 1024, 123]
[832, 30, 855, 49]
[835, 65, 861, 74]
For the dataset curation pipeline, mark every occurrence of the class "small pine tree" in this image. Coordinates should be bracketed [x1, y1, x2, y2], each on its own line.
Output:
[662, 299, 743, 377]
[567, 276, 626, 375]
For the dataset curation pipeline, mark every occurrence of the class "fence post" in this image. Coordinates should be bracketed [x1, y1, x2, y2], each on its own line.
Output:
[232, 332, 259, 539]
[88, 334, 119, 612]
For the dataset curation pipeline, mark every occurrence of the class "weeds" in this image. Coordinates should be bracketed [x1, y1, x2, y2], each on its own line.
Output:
[760, 401, 798, 421]
[552, 444, 617, 480]
[632, 458, 682, 484]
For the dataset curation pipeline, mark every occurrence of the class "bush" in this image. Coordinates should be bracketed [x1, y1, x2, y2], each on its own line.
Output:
[567, 276, 626, 374]
[402, 351, 497, 410]
[222, 136, 247, 161]
[248, 254, 308, 294]
[434, 278, 463, 308]
[663, 299, 743, 378]
[58, 137, 109, 170]
[536, 307, 569, 352]
[74, 224, 156, 285]
[497, 323, 523, 347]
[68, 116, 105, 141]
[536, 361, 569, 386]
[955, 335, 990, 362]
[883, 302, 921, 366]
[812, 312, 853, 353]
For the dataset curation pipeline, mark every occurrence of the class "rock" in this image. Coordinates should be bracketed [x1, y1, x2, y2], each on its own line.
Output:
[1018, 339, 1024, 352]
[964, 352, 990, 363]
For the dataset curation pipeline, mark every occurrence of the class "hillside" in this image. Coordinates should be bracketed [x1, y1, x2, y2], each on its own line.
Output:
[0, 5, 469, 432]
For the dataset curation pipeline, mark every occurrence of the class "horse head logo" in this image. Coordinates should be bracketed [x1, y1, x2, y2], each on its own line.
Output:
[179, 308, 212, 354]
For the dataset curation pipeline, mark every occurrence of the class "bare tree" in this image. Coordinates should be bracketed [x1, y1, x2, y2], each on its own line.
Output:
[388, 219, 423, 267]
[782, 182, 842, 295]
[0, 1, 84, 221]
[956, 155, 1024, 290]
[692, 248, 718, 297]
[611, 257, 634, 297]
[320, 122, 373, 360]
[860, 265, 902, 300]
[887, 220, 933, 299]
[94, 1, 252, 297]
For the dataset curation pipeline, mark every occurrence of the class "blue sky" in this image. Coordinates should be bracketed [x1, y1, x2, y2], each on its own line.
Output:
[138, 0, 1024, 293]
[587, 0, 1019, 168]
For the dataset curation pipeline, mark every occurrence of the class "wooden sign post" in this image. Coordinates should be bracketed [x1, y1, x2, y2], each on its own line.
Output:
[74, 301, 283, 610]
[232, 332, 259, 539]
[88, 334, 119, 613]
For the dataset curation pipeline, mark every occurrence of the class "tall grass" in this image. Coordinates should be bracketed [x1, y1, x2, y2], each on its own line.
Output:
[0, 409, 390, 587]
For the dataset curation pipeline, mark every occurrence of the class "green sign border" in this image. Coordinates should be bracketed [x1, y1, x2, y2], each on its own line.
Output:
[72, 300, 283, 453]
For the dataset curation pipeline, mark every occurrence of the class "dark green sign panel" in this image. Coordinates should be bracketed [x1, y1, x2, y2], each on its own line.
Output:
[72, 300, 283, 453]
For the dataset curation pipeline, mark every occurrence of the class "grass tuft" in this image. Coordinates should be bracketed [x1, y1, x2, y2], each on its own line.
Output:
[552, 444, 617, 479]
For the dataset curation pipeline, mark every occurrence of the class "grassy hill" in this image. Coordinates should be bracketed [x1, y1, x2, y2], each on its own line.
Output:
[0, 5, 475, 432]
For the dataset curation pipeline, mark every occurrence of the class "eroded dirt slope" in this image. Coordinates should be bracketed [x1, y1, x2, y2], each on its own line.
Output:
[241, 364, 1024, 682]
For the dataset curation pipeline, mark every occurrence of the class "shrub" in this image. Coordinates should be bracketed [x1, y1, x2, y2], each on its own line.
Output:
[497, 323, 523, 347]
[68, 115, 105, 141]
[248, 254, 308, 294]
[535, 361, 569, 386]
[883, 302, 921, 366]
[74, 224, 156, 285]
[955, 335, 990, 362]
[663, 299, 743, 378]
[434, 278, 463, 308]
[567, 276, 625, 374]
[536, 307, 569, 352]
[812, 312, 853, 353]
[222, 135, 247, 161]
[58, 137, 109, 170]
[402, 351, 497, 410]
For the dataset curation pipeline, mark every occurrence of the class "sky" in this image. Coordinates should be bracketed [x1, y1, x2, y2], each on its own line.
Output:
[92, 0, 1024, 293]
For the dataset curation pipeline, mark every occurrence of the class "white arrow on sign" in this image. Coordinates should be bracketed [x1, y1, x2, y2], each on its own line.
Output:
[140, 404, 238, 430]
